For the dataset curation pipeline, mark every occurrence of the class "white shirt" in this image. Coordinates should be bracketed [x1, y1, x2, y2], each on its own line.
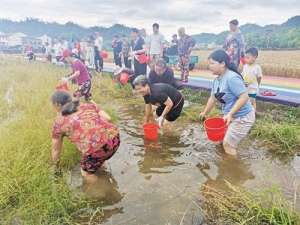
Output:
[53, 43, 62, 56]
[242, 64, 263, 93]
[148, 33, 164, 55]
[95, 36, 103, 51]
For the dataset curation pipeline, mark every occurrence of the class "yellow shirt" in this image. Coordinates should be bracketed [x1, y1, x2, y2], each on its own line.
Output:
[242, 64, 263, 94]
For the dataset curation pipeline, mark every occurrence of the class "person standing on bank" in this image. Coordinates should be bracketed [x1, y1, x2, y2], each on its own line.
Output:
[223, 19, 245, 69]
[200, 49, 255, 156]
[94, 32, 104, 72]
[177, 27, 196, 83]
[168, 34, 179, 56]
[147, 23, 164, 65]
[133, 75, 184, 128]
[121, 35, 132, 69]
[112, 35, 123, 67]
[131, 28, 147, 79]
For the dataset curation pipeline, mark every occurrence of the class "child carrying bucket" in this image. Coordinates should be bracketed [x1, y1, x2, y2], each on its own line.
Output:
[200, 49, 255, 156]
[60, 49, 92, 101]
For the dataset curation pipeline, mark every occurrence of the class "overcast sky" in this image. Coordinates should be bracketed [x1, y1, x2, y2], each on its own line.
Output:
[0, 0, 299, 38]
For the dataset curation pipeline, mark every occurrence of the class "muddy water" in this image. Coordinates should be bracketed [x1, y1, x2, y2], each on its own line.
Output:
[70, 103, 300, 225]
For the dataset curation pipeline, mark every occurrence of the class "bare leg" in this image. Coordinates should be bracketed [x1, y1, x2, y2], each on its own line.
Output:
[250, 98, 257, 111]
[223, 141, 237, 156]
[81, 169, 98, 183]
[80, 162, 107, 182]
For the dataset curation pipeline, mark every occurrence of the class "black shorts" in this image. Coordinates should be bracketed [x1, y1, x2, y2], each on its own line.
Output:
[156, 98, 184, 122]
[74, 80, 92, 101]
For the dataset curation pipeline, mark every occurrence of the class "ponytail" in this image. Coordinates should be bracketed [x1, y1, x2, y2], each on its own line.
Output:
[208, 49, 243, 78]
[51, 91, 79, 116]
[227, 62, 243, 79]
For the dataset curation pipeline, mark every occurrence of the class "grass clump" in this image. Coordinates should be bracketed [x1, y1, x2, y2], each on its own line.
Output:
[251, 118, 300, 155]
[202, 182, 300, 225]
[251, 104, 300, 156]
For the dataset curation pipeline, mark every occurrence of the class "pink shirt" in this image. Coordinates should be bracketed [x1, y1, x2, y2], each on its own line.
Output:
[71, 59, 90, 85]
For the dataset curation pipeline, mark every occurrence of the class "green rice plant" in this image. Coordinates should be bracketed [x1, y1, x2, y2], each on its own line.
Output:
[202, 182, 300, 225]
[181, 88, 210, 104]
[251, 116, 300, 155]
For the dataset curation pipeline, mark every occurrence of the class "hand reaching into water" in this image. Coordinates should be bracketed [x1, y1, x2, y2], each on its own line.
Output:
[199, 112, 206, 122]
[156, 116, 164, 128]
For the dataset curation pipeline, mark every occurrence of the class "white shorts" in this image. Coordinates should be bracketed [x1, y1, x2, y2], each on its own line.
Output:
[224, 110, 255, 148]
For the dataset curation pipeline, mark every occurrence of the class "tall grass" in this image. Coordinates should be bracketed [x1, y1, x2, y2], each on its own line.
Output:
[202, 182, 300, 225]
[251, 104, 300, 156]
[0, 59, 123, 224]
[251, 118, 300, 155]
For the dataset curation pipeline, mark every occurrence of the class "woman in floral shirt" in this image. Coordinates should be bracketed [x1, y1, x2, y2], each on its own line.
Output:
[51, 91, 120, 181]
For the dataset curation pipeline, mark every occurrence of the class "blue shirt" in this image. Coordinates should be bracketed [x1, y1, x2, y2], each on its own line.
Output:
[211, 69, 253, 118]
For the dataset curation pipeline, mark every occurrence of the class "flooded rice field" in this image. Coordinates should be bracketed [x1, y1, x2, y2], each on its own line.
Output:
[69, 103, 300, 225]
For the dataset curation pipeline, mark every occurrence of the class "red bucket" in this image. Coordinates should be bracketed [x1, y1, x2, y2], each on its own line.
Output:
[204, 117, 227, 142]
[143, 123, 159, 141]
[55, 82, 69, 91]
[100, 51, 109, 59]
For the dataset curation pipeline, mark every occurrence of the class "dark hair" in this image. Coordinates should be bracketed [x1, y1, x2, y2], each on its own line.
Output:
[152, 23, 159, 29]
[51, 91, 79, 116]
[155, 58, 167, 68]
[246, 47, 258, 57]
[208, 49, 242, 77]
[229, 19, 239, 26]
[133, 75, 149, 87]
[131, 28, 139, 33]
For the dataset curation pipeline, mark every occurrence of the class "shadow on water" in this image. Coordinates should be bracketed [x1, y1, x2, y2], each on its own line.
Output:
[70, 103, 300, 224]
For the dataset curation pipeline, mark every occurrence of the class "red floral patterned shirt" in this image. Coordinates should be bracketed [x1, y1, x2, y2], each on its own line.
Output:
[52, 103, 119, 153]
